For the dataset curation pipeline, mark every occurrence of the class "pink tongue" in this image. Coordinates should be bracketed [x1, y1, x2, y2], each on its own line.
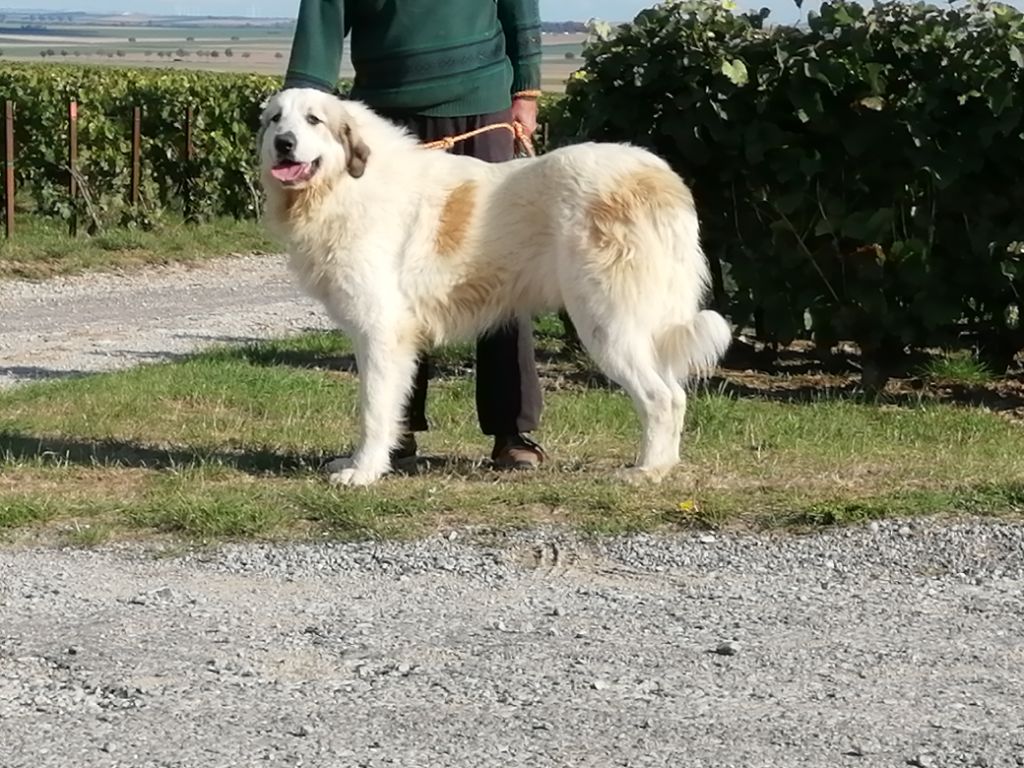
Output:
[271, 162, 311, 182]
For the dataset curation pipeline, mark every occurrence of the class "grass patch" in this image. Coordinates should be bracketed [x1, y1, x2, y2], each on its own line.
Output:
[62, 522, 114, 548]
[920, 351, 995, 386]
[0, 497, 56, 530]
[0, 214, 274, 279]
[1, 331, 1022, 543]
[129, 487, 290, 539]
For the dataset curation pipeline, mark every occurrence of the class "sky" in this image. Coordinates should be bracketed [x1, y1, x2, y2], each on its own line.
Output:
[6, 1, 825, 25]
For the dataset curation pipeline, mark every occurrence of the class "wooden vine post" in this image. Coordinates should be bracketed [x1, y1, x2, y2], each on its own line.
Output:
[4, 100, 14, 239]
[130, 106, 141, 207]
[184, 105, 195, 221]
[68, 99, 78, 237]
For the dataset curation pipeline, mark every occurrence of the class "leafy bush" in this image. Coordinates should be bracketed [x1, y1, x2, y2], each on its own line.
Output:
[553, 0, 1024, 382]
[0, 63, 283, 225]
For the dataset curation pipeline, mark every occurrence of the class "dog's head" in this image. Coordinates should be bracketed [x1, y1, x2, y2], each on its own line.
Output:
[258, 88, 370, 189]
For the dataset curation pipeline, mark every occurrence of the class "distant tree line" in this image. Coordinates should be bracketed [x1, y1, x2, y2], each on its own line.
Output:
[540, 21, 588, 34]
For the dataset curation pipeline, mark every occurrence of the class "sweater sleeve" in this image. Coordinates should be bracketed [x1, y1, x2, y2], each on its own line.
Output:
[496, 0, 542, 94]
[283, 0, 345, 92]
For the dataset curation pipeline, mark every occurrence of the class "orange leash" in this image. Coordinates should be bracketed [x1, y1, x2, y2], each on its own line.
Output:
[420, 120, 535, 157]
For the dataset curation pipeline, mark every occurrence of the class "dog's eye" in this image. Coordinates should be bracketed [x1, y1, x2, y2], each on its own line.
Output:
[306, 114, 323, 126]
[270, 113, 282, 124]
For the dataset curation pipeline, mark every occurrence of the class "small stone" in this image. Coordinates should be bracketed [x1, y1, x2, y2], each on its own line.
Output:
[397, 663, 412, 676]
[290, 725, 311, 738]
[591, 680, 610, 691]
[714, 641, 738, 656]
[66, 646, 79, 656]
[638, 679, 662, 693]
[869, 521, 880, 533]
[899, 526, 912, 537]
[549, 606, 564, 617]
[908, 754, 936, 768]
[100, 743, 116, 753]
[699, 535, 717, 544]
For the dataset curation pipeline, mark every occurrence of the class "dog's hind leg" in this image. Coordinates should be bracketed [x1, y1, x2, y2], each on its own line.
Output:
[662, 374, 688, 466]
[572, 320, 680, 482]
[326, 331, 419, 487]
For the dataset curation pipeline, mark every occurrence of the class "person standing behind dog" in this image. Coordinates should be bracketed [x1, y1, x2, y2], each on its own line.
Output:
[283, 0, 547, 471]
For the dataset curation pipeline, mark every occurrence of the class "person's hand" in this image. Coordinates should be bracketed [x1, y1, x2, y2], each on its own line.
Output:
[511, 95, 538, 138]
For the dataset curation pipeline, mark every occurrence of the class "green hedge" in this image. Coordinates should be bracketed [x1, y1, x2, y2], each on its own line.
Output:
[551, 0, 1024, 380]
[0, 64, 285, 225]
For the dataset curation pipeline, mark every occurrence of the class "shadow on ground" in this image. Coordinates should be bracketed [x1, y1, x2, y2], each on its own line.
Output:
[0, 431, 503, 478]
[0, 432, 323, 476]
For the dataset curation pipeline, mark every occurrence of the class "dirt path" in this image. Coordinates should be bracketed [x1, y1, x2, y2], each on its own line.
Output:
[0, 255, 331, 390]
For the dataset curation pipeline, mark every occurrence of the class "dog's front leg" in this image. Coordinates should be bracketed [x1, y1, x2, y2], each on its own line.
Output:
[326, 331, 419, 487]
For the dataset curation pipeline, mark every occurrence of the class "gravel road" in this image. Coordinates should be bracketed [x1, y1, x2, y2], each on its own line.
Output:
[0, 255, 331, 390]
[1, 520, 1023, 767]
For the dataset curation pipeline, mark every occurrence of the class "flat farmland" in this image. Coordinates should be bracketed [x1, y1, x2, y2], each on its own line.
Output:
[0, 22, 585, 92]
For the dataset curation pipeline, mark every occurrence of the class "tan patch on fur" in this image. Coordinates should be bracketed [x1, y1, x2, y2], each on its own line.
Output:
[420, 266, 507, 344]
[435, 182, 478, 257]
[587, 168, 694, 254]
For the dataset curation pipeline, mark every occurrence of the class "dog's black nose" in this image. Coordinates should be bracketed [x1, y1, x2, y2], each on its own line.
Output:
[274, 132, 296, 156]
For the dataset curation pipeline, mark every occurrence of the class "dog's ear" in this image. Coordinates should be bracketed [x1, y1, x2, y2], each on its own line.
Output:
[344, 123, 370, 178]
[332, 113, 370, 179]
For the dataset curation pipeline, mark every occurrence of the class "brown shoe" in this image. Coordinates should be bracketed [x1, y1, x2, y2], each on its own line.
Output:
[491, 434, 546, 471]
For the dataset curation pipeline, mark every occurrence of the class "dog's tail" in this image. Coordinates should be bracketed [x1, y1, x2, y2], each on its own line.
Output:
[658, 309, 732, 381]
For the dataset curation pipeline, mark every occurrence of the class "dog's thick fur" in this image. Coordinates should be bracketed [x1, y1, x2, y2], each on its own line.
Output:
[258, 88, 731, 487]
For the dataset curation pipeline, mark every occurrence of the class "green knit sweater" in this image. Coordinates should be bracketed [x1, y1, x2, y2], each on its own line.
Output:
[283, 0, 542, 117]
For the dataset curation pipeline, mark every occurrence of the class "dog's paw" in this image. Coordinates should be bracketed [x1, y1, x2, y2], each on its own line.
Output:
[323, 457, 387, 487]
[328, 466, 385, 487]
[616, 465, 671, 485]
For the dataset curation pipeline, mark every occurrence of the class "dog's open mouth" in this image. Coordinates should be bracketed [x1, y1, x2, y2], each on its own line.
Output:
[271, 158, 320, 184]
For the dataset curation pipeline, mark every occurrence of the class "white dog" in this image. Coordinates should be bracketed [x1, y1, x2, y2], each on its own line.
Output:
[257, 88, 731, 487]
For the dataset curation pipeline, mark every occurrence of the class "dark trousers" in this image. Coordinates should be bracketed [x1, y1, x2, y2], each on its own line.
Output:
[377, 107, 543, 437]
